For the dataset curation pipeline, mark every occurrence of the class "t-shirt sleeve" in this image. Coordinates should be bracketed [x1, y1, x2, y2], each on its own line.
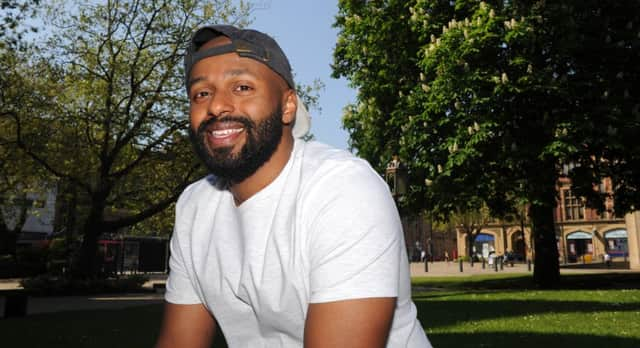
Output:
[305, 161, 403, 303]
[164, 194, 202, 305]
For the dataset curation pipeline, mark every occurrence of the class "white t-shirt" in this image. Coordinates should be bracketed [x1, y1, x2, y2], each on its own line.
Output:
[165, 139, 431, 347]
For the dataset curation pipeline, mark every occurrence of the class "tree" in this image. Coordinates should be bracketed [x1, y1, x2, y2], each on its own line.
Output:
[7, 0, 252, 277]
[1, 0, 47, 257]
[0, 0, 40, 50]
[333, 0, 640, 287]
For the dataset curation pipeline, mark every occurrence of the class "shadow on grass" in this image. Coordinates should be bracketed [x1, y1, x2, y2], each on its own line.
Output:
[0, 304, 229, 348]
[413, 273, 640, 290]
[414, 297, 640, 329]
[429, 331, 640, 348]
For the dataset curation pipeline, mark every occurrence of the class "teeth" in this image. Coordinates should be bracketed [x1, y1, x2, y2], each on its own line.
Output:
[210, 128, 243, 137]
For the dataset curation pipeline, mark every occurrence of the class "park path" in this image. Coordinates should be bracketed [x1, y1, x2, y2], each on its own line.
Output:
[1, 262, 637, 317]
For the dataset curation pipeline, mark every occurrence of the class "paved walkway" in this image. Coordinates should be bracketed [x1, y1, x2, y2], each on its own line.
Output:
[409, 260, 637, 277]
[0, 277, 166, 318]
[1, 262, 637, 318]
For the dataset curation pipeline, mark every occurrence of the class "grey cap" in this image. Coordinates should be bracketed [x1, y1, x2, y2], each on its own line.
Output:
[184, 25, 310, 138]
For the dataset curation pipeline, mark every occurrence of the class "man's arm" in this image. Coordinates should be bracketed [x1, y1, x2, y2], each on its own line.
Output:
[304, 297, 396, 348]
[155, 302, 217, 348]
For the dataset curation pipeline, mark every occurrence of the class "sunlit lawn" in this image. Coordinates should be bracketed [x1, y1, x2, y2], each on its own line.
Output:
[0, 273, 639, 348]
[414, 273, 640, 347]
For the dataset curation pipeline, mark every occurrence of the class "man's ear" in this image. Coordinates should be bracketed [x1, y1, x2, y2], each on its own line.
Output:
[281, 90, 297, 125]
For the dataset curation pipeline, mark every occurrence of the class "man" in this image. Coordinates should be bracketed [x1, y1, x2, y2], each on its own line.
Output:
[156, 25, 432, 348]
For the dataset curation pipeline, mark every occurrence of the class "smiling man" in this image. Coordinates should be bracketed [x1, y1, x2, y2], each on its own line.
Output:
[155, 25, 432, 348]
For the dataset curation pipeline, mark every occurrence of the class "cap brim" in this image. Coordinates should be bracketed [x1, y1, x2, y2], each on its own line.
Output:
[292, 97, 311, 138]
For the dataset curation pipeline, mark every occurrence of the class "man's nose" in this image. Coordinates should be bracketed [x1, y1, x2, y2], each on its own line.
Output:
[207, 90, 234, 118]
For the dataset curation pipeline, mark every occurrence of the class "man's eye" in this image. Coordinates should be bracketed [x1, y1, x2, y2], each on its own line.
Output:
[193, 91, 210, 100]
[236, 85, 252, 92]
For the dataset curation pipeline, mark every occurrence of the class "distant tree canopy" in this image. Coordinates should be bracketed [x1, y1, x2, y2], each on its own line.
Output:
[0, 0, 40, 50]
[2, 0, 253, 276]
[333, 0, 640, 287]
[2, 0, 325, 276]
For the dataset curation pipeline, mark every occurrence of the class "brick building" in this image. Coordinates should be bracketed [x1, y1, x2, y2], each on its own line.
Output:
[385, 158, 640, 269]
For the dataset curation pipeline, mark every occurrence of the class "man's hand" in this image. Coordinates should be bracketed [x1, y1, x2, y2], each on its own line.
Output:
[155, 302, 216, 348]
[304, 297, 396, 348]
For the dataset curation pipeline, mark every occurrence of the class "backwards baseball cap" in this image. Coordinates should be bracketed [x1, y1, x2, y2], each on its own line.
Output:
[184, 25, 310, 138]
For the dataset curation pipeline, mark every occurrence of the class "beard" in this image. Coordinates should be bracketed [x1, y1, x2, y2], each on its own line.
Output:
[189, 106, 284, 184]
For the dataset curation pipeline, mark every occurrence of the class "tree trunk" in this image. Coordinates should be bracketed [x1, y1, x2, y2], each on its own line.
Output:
[75, 198, 106, 278]
[0, 196, 29, 258]
[530, 160, 561, 288]
[530, 202, 560, 287]
[0, 223, 18, 256]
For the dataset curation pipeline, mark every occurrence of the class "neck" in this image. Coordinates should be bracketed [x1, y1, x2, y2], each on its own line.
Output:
[230, 133, 294, 205]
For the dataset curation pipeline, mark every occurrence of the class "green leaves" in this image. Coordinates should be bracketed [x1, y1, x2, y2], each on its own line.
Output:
[334, 0, 640, 220]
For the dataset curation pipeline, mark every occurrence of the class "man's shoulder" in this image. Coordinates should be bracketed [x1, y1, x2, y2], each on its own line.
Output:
[300, 140, 372, 176]
[298, 141, 389, 197]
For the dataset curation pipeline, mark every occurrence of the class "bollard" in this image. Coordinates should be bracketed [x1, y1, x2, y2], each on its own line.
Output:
[482, 259, 485, 269]
[500, 258, 504, 271]
[527, 259, 532, 271]
[494, 259, 498, 272]
[424, 257, 429, 272]
[459, 258, 464, 272]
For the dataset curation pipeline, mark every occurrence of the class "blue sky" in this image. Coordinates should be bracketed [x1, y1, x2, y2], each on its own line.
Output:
[248, 1, 356, 150]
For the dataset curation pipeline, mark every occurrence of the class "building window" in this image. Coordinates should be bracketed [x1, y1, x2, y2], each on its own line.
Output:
[563, 189, 585, 221]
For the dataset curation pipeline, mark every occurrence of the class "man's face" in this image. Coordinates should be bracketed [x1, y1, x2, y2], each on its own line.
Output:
[187, 36, 290, 183]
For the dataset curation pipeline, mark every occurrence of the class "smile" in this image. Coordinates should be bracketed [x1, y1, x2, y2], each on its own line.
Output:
[210, 127, 244, 138]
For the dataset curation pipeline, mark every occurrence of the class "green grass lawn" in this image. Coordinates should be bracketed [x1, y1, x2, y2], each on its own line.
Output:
[414, 273, 640, 347]
[0, 273, 639, 348]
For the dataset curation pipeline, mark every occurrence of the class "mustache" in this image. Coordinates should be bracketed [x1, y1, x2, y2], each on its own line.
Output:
[196, 115, 255, 135]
